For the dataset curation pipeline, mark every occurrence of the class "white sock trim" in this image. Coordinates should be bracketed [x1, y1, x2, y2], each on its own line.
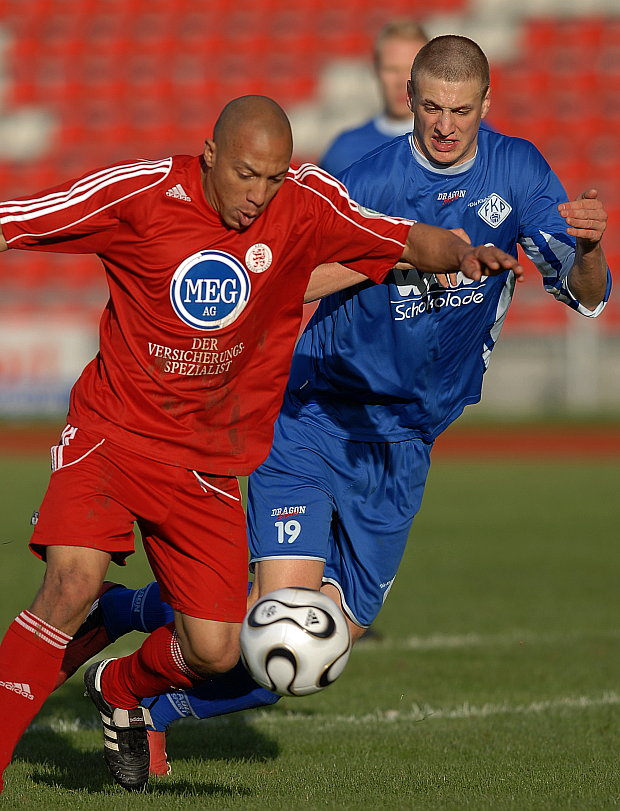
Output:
[15, 611, 72, 649]
[170, 630, 198, 680]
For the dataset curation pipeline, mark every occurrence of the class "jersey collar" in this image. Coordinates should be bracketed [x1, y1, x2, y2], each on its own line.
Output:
[408, 134, 477, 175]
[374, 114, 414, 138]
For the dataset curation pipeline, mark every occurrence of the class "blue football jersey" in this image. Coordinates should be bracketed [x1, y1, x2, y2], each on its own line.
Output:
[286, 127, 611, 443]
[320, 117, 412, 176]
[321, 118, 497, 177]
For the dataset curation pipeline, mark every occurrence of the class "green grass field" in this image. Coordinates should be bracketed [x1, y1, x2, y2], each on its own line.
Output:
[0, 452, 619, 809]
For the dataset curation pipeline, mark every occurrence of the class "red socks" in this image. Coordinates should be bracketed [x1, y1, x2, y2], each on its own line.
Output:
[0, 616, 201, 791]
[102, 622, 201, 708]
[0, 612, 71, 792]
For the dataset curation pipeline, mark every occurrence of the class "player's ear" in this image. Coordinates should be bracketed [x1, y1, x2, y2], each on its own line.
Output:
[481, 86, 491, 119]
[203, 138, 217, 168]
[406, 79, 414, 113]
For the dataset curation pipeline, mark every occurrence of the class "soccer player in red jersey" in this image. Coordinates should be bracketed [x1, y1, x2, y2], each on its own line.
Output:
[0, 95, 522, 792]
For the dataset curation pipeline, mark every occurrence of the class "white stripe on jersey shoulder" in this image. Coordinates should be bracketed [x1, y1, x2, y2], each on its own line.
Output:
[290, 163, 349, 194]
[292, 163, 414, 227]
[0, 158, 173, 240]
[1, 159, 173, 215]
[288, 163, 413, 248]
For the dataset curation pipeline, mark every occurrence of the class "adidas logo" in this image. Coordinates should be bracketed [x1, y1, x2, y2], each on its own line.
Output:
[165, 183, 191, 202]
[0, 680, 34, 700]
[305, 609, 321, 626]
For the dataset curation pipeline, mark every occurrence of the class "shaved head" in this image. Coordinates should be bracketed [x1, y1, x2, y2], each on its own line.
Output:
[203, 96, 293, 230]
[213, 95, 292, 155]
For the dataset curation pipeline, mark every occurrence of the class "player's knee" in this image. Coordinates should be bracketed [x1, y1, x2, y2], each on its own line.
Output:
[33, 562, 103, 631]
[181, 636, 241, 677]
[43, 568, 98, 608]
[349, 624, 368, 644]
[208, 647, 241, 675]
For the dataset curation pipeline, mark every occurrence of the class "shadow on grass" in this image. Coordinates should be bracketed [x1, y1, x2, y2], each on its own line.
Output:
[15, 681, 280, 796]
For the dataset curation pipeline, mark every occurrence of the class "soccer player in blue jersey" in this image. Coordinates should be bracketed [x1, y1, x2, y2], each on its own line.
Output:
[61, 35, 610, 776]
[320, 19, 428, 176]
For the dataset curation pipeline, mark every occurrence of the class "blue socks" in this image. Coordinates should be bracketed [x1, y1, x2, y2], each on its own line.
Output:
[98, 579, 281, 731]
[142, 659, 280, 731]
[99, 581, 174, 642]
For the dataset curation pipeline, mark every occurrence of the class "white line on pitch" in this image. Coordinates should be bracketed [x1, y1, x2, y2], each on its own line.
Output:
[254, 691, 620, 725]
[28, 691, 620, 735]
[78, 628, 620, 662]
[355, 628, 620, 651]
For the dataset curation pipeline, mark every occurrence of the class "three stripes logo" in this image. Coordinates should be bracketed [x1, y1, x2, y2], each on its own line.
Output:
[0, 681, 34, 700]
[304, 609, 321, 627]
[166, 184, 191, 202]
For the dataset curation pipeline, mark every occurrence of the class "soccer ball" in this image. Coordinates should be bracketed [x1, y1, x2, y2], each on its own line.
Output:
[240, 587, 352, 697]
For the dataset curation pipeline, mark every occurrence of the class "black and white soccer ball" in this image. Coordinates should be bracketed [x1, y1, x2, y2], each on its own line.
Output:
[240, 587, 352, 697]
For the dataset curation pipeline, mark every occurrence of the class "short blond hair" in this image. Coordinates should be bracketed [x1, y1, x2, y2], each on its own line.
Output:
[374, 18, 429, 64]
[411, 35, 490, 97]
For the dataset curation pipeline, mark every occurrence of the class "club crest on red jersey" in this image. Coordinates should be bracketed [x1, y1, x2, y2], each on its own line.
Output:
[245, 243, 272, 273]
[170, 250, 251, 330]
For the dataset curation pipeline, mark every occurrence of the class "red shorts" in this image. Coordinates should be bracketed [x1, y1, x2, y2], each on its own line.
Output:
[30, 425, 248, 622]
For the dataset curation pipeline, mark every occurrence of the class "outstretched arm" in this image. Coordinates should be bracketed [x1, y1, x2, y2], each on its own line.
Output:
[558, 189, 608, 311]
[305, 225, 523, 303]
[400, 222, 523, 282]
[304, 264, 367, 302]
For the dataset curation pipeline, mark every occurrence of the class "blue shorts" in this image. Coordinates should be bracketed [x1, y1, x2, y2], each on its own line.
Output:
[247, 410, 432, 628]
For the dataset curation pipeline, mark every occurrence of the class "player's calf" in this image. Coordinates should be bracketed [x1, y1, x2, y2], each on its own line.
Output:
[55, 582, 125, 688]
[172, 614, 241, 678]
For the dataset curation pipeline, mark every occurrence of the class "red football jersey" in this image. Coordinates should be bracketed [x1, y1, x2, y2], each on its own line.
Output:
[1, 156, 412, 474]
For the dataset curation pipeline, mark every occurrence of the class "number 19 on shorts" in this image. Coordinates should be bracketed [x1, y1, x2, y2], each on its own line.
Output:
[275, 520, 301, 544]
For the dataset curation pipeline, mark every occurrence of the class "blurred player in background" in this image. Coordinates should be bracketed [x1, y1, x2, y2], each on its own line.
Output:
[0, 93, 520, 794]
[320, 18, 428, 176]
[60, 35, 610, 778]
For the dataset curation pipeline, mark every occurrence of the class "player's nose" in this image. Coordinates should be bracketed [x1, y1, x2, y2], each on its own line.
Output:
[436, 111, 455, 135]
[247, 178, 268, 208]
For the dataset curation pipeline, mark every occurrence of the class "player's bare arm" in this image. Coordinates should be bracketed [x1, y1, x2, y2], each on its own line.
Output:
[558, 189, 608, 311]
[305, 225, 522, 302]
[304, 263, 367, 302]
[402, 222, 523, 281]
[0, 226, 7, 252]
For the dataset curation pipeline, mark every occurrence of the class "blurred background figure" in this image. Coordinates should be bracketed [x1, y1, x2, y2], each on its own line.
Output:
[320, 19, 428, 175]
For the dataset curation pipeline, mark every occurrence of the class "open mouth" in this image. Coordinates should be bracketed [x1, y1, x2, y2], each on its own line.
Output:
[432, 136, 457, 152]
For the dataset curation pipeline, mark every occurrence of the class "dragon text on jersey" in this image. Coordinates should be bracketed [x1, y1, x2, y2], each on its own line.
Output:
[389, 267, 485, 321]
[170, 250, 251, 330]
[437, 189, 466, 205]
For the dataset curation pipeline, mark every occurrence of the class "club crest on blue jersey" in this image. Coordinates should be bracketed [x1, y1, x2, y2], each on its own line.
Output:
[477, 193, 512, 228]
[170, 250, 251, 330]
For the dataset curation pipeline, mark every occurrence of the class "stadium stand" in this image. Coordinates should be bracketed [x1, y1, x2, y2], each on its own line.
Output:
[0, 0, 618, 412]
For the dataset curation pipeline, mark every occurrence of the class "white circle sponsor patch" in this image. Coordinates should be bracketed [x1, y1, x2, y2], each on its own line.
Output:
[170, 250, 251, 330]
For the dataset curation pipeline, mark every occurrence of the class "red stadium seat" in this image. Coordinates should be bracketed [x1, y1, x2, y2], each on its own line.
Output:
[0, 4, 617, 340]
